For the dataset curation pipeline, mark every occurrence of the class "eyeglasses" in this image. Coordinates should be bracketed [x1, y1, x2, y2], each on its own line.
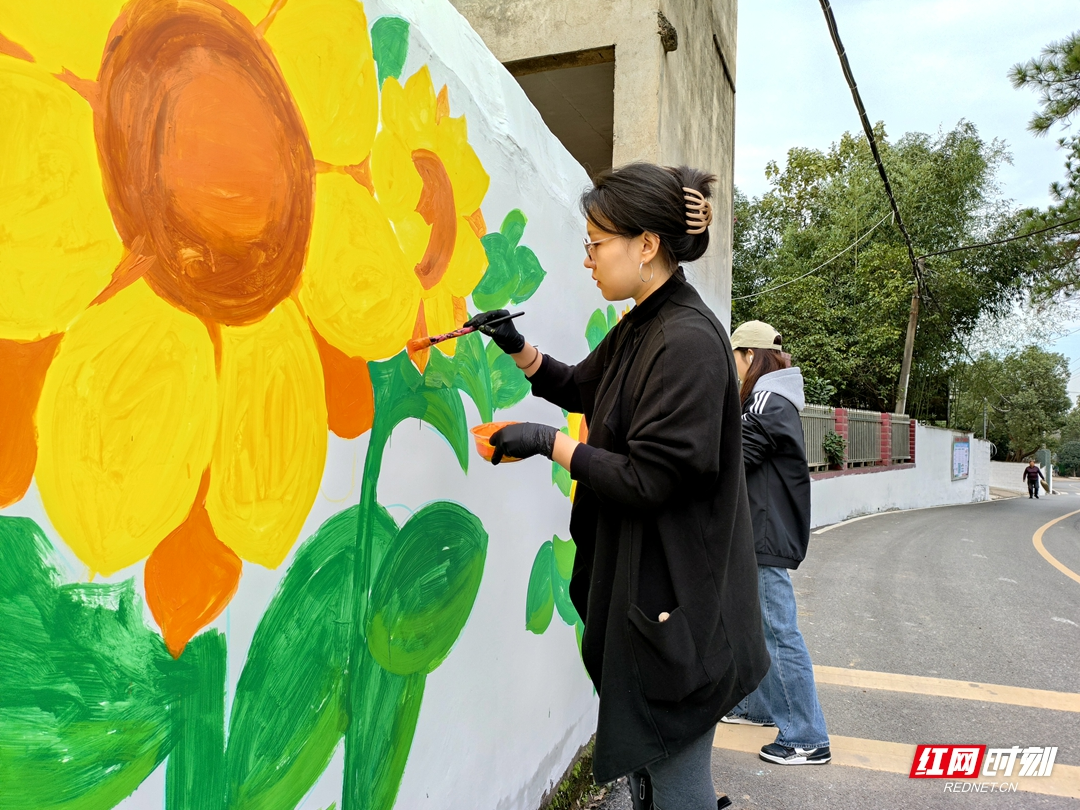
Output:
[583, 235, 620, 259]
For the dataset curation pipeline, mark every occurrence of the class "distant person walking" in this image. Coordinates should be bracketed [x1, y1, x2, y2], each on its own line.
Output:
[721, 321, 831, 766]
[1024, 460, 1045, 499]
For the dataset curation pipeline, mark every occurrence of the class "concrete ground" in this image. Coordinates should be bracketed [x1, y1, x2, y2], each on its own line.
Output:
[595, 496, 1080, 809]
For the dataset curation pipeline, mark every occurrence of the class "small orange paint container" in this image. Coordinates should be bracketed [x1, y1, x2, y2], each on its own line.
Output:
[470, 421, 521, 463]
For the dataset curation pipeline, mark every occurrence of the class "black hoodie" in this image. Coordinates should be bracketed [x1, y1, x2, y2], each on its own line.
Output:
[741, 368, 812, 568]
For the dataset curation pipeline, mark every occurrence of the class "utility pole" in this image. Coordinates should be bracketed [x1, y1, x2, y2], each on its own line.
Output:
[895, 268, 922, 415]
[982, 398, 988, 440]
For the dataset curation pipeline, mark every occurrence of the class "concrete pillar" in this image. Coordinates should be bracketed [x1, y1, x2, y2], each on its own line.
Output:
[833, 407, 848, 470]
[880, 412, 892, 466]
[448, 0, 738, 326]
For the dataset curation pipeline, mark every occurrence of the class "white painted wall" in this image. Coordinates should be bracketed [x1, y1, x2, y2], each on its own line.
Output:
[810, 425, 991, 529]
[2, 3, 601, 809]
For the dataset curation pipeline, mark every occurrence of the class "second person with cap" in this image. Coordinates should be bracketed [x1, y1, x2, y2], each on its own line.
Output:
[721, 320, 831, 766]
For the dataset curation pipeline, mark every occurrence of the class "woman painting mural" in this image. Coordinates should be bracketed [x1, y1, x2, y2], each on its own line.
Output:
[468, 163, 769, 810]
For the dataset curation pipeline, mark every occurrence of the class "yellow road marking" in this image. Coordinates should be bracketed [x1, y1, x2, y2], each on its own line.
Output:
[714, 724, 1080, 799]
[1033, 508, 1080, 586]
[814, 666, 1080, 713]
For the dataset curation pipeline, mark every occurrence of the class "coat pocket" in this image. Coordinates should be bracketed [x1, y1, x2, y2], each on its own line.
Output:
[627, 604, 711, 703]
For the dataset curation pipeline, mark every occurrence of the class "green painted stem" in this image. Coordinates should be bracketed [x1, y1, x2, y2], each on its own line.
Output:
[344, 403, 393, 809]
[167, 631, 227, 810]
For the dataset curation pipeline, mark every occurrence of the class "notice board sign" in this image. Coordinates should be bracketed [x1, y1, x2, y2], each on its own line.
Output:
[952, 438, 970, 481]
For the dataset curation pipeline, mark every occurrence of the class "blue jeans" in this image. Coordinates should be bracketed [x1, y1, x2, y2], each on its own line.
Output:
[732, 565, 829, 749]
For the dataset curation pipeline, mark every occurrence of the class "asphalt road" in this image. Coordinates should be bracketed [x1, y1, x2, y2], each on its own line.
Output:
[596, 494, 1080, 810]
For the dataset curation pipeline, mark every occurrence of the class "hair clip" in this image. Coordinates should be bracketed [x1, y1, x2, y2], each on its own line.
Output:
[683, 187, 713, 235]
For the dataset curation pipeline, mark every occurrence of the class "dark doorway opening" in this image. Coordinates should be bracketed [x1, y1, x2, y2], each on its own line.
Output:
[505, 47, 615, 178]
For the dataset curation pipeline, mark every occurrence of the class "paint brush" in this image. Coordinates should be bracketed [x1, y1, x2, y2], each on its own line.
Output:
[407, 311, 524, 353]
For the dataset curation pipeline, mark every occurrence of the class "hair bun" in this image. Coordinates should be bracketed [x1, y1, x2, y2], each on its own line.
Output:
[581, 162, 718, 266]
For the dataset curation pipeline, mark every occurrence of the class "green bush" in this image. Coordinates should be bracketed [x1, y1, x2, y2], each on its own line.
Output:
[822, 431, 846, 468]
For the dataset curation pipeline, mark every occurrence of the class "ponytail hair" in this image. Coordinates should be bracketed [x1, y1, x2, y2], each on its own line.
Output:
[737, 346, 791, 405]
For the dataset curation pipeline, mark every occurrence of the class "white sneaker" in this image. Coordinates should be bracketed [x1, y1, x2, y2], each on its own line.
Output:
[720, 714, 775, 727]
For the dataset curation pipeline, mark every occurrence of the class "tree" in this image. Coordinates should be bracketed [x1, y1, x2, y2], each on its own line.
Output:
[1011, 31, 1080, 299]
[1057, 441, 1080, 476]
[950, 346, 1071, 460]
[1060, 397, 1080, 444]
[733, 122, 1037, 416]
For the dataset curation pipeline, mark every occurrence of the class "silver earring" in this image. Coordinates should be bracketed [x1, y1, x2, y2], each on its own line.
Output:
[638, 261, 654, 284]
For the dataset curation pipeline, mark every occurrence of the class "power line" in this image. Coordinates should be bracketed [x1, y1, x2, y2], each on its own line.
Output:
[732, 212, 891, 301]
[917, 214, 1080, 260]
[816, 0, 921, 286]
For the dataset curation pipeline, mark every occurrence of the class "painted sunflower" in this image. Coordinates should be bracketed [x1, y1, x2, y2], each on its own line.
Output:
[0, 0, 489, 655]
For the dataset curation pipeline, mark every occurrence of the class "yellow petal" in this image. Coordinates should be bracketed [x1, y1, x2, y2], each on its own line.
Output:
[396, 210, 432, 271]
[0, 0, 125, 77]
[227, 0, 273, 25]
[436, 113, 490, 214]
[207, 299, 327, 569]
[438, 216, 489, 299]
[300, 173, 421, 359]
[36, 281, 216, 576]
[264, 0, 378, 166]
[385, 67, 438, 151]
[0, 60, 122, 341]
[371, 102, 424, 223]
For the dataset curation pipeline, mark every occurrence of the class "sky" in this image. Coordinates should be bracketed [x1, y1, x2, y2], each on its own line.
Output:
[732, 0, 1080, 397]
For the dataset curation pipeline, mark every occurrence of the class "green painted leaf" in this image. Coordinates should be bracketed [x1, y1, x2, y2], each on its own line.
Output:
[500, 209, 528, 248]
[511, 245, 546, 304]
[367, 502, 488, 675]
[226, 505, 397, 810]
[525, 541, 555, 634]
[606, 304, 618, 331]
[575, 620, 585, 657]
[551, 568, 580, 628]
[552, 462, 572, 497]
[0, 516, 174, 810]
[451, 331, 494, 422]
[344, 648, 425, 810]
[370, 17, 410, 86]
[473, 232, 517, 311]
[167, 632, 226, 810]
[552, 535, 576, 581]
[487, 342, 530, 410]
[370, 353, 470, 472]
[585, 308, 612, 352]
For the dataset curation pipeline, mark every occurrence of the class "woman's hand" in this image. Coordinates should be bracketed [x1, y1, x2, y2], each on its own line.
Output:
[489, 422, 557, 465]
[465, 309, 525, 354]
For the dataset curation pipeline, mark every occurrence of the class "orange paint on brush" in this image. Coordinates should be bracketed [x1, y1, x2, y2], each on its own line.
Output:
[470, 421, 521, 463]
[145, 471, 242, 658]
[311, 324, 374, 439]
[94, 0, 314, 326]
[0, 334, 63, 507]
[408, 301, 431, 373]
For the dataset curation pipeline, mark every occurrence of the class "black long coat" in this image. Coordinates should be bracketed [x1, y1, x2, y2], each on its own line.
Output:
[529, 274, 769, 781]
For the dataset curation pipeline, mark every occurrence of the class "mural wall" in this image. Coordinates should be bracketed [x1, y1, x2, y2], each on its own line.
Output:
[0, 0, 607, 807]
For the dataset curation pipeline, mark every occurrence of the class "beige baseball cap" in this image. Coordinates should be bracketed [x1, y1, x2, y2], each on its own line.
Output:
[730, 320, 782, 351]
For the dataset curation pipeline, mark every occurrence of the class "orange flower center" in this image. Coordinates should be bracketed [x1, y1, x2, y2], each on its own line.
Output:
[412, 149, 456, 290]
[94, 0, 314, 325]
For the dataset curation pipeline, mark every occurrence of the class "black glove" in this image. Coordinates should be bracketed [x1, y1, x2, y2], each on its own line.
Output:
[465, 309, 525, 354]
[489, 422, 557, 465]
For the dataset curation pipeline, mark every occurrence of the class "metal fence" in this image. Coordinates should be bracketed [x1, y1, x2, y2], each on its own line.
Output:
[891, 413, 911, 462]
[799, 405, 834, 469]
[846, 408, 883, 466]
